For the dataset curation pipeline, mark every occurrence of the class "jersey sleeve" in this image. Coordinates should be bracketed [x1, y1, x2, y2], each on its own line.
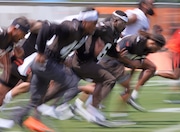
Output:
[36, 23, 59, 54]
[118, 36, 134, 51]
[0, 27, 10, 50]
[95, 24, 119, 58]
[95, 25, 114, 44]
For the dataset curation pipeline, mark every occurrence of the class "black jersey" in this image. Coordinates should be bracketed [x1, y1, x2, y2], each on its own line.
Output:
[76, 21, 120, 62]
[36, 19, 88, 61]
[22, 33, 37, 58]
[95, 21, 120, 58]
[0, 27, 14, 84]
[75, 35, 94, 62]
[118, 35, 150, 56]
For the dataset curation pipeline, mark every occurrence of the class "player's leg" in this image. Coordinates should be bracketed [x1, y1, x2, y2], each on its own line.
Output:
[131, 58, 156, 100]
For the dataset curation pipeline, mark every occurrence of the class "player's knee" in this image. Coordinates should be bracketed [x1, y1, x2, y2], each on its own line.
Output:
[148, 65, 156, 73]
[107, 76, 116, 88]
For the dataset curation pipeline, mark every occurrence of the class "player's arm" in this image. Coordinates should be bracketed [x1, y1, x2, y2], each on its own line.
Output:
[125, 10, 137, 25]
[116, 44, 140, 69]
[36, 23, 58, 54]
[127, 13, 137, 25]
[35, 23, 58, 63]
[155, 68, 180, 79]
[28, 19, 44, 34]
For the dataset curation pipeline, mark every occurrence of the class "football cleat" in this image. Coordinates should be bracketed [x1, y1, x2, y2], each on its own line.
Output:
[127, 97, 146, 112]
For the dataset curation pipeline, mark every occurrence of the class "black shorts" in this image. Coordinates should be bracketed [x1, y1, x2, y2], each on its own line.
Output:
[99, 55, 125, 79]
[72, 54, 116, 83]
[7, 62, 27, 89]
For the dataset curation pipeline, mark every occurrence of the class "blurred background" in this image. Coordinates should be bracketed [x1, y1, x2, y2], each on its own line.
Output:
[0, 0, 179, 39]
[0, 1, 180, 131]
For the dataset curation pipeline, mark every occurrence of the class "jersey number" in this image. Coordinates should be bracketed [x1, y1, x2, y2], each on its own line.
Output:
[97, 43, 112, 62]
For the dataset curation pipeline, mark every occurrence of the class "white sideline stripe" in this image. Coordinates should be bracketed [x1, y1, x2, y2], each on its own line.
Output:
[1, 106, 22, 111]
[132, 80, 180, 86]
[149, 108, 180, 113]
[9, 99, 29, 103]
[163, 100, 180, 104]
[153, 124, 180, 132]
[132, 80, 180, 83]
[109, 113, 128, 117]
[162, 92, 180, 94]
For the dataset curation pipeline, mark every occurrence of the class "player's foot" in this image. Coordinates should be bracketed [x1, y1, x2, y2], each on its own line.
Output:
[11, 107, 30, 127]
[0, 98, 11, 112]
[0, 118, 14, 129]
[23, 116, 54, 132]
[0, 104, 5, 112]
[55, 103, 74, 120]
[12, 114, 24, 127]
[41, 105, 58, 119]
[86, 104, 106, 121]
[73, 98, 96, 122]
[120, 92, 130, 102]
[37, 104, 75, 120]
[127, 97, 146, 112]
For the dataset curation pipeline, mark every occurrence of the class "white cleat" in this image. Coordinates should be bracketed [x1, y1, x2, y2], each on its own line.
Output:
[37, 104, 58, 119]
[127, 98, 146, 112]
[86, 104, 106, 121]
[42, 106, 58, 119]
[74, 98, 96, 122]
[0, 118, 14, 129]
[37, 104, 75, 120]
[55, 103, 74, 120]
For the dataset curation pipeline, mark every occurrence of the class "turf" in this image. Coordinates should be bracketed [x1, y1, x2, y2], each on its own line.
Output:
[1, 73, 180, 132]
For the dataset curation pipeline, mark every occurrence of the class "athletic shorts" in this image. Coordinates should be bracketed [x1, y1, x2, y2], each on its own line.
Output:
[7, 60, 27, 89]
[98, 55, 125, 79]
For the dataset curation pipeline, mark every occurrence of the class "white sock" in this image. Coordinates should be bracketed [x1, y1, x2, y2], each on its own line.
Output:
[3, 91, 12, 104]
[131, 90, 138, 100]
[85, 95, 93, 106]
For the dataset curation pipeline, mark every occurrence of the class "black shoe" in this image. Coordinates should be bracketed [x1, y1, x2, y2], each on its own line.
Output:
[127, 98, 146, 112]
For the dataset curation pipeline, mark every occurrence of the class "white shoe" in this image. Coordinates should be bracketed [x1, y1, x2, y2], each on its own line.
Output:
[86, 104, 106, 121]
[55, 103, 74, 120]
[0, 91, 12, 111]
[127, 97, 146, 112]
[74, 98, 96, 122]
[0, 105, 5, 112]
[0, 118, 14, 129]
[42, 106, 58, 119]
[37, 104, 58, 119]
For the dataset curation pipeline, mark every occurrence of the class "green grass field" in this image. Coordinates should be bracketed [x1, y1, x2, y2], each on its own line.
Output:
[1, 73, 180, 132]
